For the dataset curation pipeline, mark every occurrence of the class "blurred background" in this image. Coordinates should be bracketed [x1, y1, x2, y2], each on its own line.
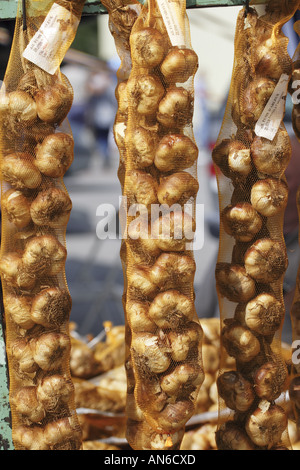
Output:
[0, 5, 300, 342]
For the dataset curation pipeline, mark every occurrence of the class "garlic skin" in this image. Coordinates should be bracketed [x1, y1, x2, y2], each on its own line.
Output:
[13, 426, 50, 450]
[216, 421, 255, 450]
[126, 300, 157, 333]
[129, 267, 158, 298]
[30, 187, 72, 228]
[251, 128, 291, 177]
[31, 332, 71, 371]
[160, 363, 203, 396]
[2, 189, 32, 229]
[161, 47, 198, 83]
[1, 153, 42, 190]
[151, 210, 195, 252]
[34, 79, 73, 125]
[215, 263, 256, 303]
[222, 322, 260, 363]
[154, 399, 195, 433]
[130, 28, 167, 68]
[154, 134, 198, 172]
[43, 416, 82, 449]
[157, 171, 199, 206]
[212, 139, 252, 181]
[238, 77, 276, 127]
[255, 37, 291, 80]
[11, 387, 46, 423]
[250, 178, 288, 217]
[222, 202, 263, 242]
[244, 293, 284, 336]
[254, 362, 288, 401]
[131, 332, 171, 374]
[35, 133, 74, 178]
[148, 290, 195, 329]
[157, 87, 192, 128]
[22, 235, 67, 276]
[0, 252, 36, 290]
[149, 252, 196, 290]
[36, 375, 74, 411]
[4, 294, 34, 330]
[217, 370, 255, 412]
[11, 339, 38, 374]
[31, 287, 72, 328]
[127, 75, 164, 116]
[129, 127, 157, 168]
[245, 404, 288, 448]
[167, 322, 202, 362]
[126, 170, 158, 210]
[244, 238, 288, 283]
[8, 90, 37, 123]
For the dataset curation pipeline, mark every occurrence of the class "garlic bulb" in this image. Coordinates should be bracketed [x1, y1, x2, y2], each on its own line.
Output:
[251, 128, 291, 177]
[131, 332, 171, 374]
[30, 187, 72, 227]
[148, 290, 195, 329]
[11, 387, 46, 423]
[244, 293, 284, 336]
[36, 374, 74, 411]
[255, 37, 291, 80]
[245, 404, 287, 448]
[167, 322, 202, 362]
[151, 210, 195, 252]
[34, 77, 73, 125]
[126, 300, 157, 333]
[160, 363, 203, 396]
[31, 332, 71, 371]
[1, 153, 42, 189]
[254, 361, 288, 401]
[4, 294, 34, 330]
[215, 263, 256, 303]
[130, 28, 167, 68]
[149, 252, 196, 290]
[154, 134, 198, 172]
[129, 126, 157, 168]
[13, 426, 49, 450]
[2, 189, 32, 228]
[244, 238, 288, 283]
[238, 77, 276, 127]
[222, 322, 260, 363]
[212, 139, 252, 180]
[157, 87, 192, 128]
[8, 90, 37, 124]
[31, 287, 72, 328]
[22, 235, 67, 276]
[126, 170, 158, 211]
[0, 252, 36, 290]
[35, 133, 74, 178]
[11, 339, 37, 374]
[127, 75, 164, 115]
[250, 178, 288, 217]
[43, 416, 81, 449]
[216, 421, 255, 450]
[161, 47, 198, 83]
[217, 370, 255, 412]
[157, 171, 199, 206]
[222, 202, 263, 242]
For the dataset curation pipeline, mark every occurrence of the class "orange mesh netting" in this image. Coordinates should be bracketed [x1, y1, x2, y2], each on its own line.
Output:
[0, 0, 86, 450]
[102, 0, 204, 450]
[212, 0, 300, 450]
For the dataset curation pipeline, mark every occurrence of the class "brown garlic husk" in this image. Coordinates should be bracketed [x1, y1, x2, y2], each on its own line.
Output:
[11, 338, 38, 374]
[244, 293, 284, 336]
[31, 287, 72, 328]
[127, 74, 165, 116]
[244, 238, 288, 283]
[129, 266, 158, 298]
[250, 178, 289, 217]
[215, 263, 256, 303]
[30, 187, 72, 228]
[251, 128, 291, 178]
[13, 426, 50, 450]
[31, 332, 71, 371]
[160, 363, 203, 396]
[1, 153, 42, 190]
[0, 252, 36, 290]
[154, 134, 198, 172]
[148, 290, 195, 329]
[126, 300, 156, 333]
[35, 132, 74, 178]
[238, 77, 276, 127]
[161, 47, 198, 83]
[22, 235, 67, 276]
[221, 202, 263, 242]
[245, 404, 288, 448]
[11, 387, 46, 423]
[157, 171, 199, 206]
[221, 321, 260, 363]
[8, 90, 37, 124]
[216, 421, 256, 450]
[131, 331, 171, 374]
[130, 27, 167, 68]
[157, 87, 192, 128]
[43, 416, 81, 449]
[255, 37, 292, 80]
[2, 189, 32, 228]
[4, 294, 35, 330]
[36, 375, 74, 411]
[254, 361, 288, 402]
[154, 399, 195, 433]
[217, 370, 255, 412]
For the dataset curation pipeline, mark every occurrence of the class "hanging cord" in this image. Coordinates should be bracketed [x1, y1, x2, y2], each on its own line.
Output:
[244, 0, 250, 17]
[22, 0, 27, 31]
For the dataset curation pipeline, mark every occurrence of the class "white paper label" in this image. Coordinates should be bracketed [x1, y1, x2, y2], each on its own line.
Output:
[157, 0, 185, 47]
[23, 3, 80, 75]
[255, 74, 290, 141]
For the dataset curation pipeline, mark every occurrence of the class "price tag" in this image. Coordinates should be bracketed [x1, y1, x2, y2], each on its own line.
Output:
[255, 74, 290, 141]
[23, 3, 80, 75]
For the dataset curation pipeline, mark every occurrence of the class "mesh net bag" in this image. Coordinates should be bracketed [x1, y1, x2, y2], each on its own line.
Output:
[212, 0, 300, 450]
[103, 0, 204, 450]
[0, 0, 86, 450]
